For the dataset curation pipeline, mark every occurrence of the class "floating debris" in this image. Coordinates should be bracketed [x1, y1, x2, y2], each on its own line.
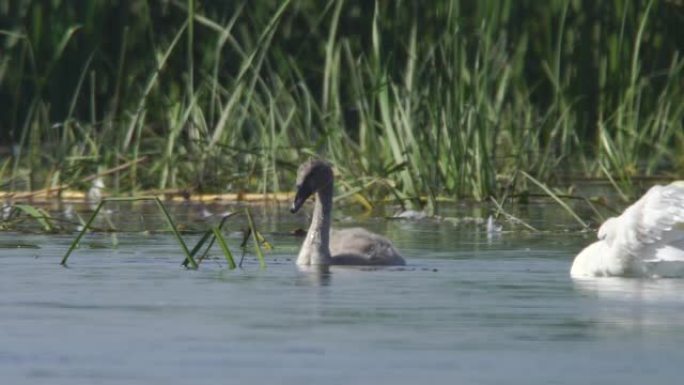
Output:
[87, 177, 105, 204]
[391, 209, 427, 220]
[440, 216, 485, 227]
[0, 242, 40, 249]
[200, 206, 232, 219]
[486, 215, 503, 242]
[486, 215, 503, 234]
[63, 204, 75, 220]
[1, 202, 12, 220]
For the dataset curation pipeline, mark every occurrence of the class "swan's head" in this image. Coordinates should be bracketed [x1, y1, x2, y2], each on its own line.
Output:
[290, 160, 334, 213]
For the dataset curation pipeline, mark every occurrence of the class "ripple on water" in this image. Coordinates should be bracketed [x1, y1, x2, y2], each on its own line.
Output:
[1, 222, 684, 385]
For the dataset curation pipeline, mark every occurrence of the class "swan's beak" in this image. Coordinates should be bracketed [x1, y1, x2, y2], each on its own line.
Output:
[290, 185, 312, 213]
[290, 199, 303, 214]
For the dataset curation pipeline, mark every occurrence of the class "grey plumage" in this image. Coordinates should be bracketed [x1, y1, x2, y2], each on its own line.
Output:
[291, 160, 406, 266]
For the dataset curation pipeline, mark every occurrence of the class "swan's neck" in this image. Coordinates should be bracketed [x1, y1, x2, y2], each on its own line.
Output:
[297, 182, 333, 265]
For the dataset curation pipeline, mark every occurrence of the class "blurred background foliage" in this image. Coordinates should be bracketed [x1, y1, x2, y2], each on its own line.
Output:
[0, 0, 682, 204]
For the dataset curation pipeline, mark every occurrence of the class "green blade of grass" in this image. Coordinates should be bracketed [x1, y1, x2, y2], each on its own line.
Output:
[61, 197, 198, 269]
[61, 200, 105, 266]
[244, 207, 266, 268]
[212, 227, 236, 269]
[183, 228, 213, 267]
[153, 197, 197, 269]
[520, 171, 589, 229]
[489, 197, 539, 232]
[184, 211, 239, 267]
[123, 22, 188, 150]
[14, 204, 53, 232]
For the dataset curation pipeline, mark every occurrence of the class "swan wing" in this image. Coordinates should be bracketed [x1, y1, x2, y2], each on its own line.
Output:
[330, 228, 405, 265]
[330, 228, 395, 257]
[600, 182, 684, 259]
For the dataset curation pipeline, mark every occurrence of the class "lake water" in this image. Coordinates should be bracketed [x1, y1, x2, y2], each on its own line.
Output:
[2, 202, 684, 384]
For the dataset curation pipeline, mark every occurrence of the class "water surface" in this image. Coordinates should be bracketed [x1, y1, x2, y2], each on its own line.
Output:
[2, 206, 684, 385]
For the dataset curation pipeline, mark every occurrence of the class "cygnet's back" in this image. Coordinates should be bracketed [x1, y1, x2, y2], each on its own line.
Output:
[329, 228, 405, 266]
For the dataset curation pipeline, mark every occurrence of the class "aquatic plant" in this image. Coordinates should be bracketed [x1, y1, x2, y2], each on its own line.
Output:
[0, 0, 681, 204]
[60, 197, 268, 269]
[2, 203, 56, 232]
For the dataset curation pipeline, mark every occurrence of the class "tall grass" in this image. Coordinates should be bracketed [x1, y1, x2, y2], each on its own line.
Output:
[1, 0, 682, 204]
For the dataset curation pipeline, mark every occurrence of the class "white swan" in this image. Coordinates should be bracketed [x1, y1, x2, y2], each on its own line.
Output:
[290, 160, 405, 266]
[571, 181, 684, 278]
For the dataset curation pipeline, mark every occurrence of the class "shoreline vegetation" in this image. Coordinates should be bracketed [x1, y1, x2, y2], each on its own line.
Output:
[0, 190, 294, 203]
[1, 0, 682, 210]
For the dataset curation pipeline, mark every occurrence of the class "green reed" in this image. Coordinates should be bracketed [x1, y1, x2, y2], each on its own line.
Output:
[58, 198, 267, 270]
[60, 197, 199, 268]
[1, 0, 681, 205]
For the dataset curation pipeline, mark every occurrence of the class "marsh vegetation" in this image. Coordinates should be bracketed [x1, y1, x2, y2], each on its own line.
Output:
[1, 0, 681, 209]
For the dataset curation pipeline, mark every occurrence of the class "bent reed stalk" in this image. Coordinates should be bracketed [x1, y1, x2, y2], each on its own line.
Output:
[60, 197, 266, 269]
[60, 197, 199, 268]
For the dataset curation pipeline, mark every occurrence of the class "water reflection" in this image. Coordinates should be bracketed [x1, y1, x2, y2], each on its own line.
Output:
[572, 277, 684, 302]
[4, 205, 684, 385]
[295, 265, 332, 287]
[572, 277, 684, 334]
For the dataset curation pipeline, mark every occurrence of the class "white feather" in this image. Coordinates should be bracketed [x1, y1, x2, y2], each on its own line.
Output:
[571, 181, 684, 278]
